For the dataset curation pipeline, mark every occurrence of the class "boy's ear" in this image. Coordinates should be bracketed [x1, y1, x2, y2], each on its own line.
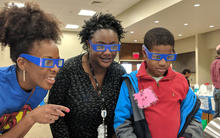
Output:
[142, 48, 147, 58]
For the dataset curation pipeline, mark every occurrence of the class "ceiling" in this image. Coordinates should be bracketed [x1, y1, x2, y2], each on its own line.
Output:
[0, 0, 219, 43]
[122, 0, 220, 43]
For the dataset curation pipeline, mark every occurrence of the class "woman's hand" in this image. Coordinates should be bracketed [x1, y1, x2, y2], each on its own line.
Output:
[26, 104, 70, 124]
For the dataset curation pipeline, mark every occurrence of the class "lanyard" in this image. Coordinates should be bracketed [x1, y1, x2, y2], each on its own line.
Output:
[87, 56, 108, 137]
[87, 55, 106, 108]
[88, 60, 102, 95]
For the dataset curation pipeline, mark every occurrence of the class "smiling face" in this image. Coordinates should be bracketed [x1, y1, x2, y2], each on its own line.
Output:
[143, 45, 174, 77]
[23, 40, 60, 90]
[88, 29, 119, 69]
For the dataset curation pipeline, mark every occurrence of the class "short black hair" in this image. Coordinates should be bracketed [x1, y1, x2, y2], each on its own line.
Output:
[144, 27, 175, 50]
[182, 69, 191, 75]
[0, 2, 61, 63]
[79, 13, 125, 51]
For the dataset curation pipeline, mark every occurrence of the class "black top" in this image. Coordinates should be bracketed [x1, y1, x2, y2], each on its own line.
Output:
[185, 77, 190, 87]
[48, 54, 126, 138]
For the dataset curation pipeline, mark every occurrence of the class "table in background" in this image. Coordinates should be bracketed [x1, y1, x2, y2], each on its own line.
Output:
[198, 96, 215, 123]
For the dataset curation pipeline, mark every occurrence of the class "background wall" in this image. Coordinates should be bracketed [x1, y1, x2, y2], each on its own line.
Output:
[204, 30, 220, 49]
[58, 31, 83, 59]
[174, 29, 220, 85]
[120, 43, 143, 60]
[0, 47, 12, 67]
[175, 36, 195, 54]
[173, 52, 195, 73]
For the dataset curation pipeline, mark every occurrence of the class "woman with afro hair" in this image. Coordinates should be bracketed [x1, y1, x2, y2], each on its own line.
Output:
[48, 13, 126, 138]
[0, 2, 69, 137]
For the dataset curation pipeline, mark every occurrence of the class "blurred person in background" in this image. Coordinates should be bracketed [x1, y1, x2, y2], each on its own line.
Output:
[210, 44, 220, 118]
[182, 69, 191, 87]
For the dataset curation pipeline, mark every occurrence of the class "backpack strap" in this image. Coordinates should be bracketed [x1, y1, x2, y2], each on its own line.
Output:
[124, 77, 151, 138]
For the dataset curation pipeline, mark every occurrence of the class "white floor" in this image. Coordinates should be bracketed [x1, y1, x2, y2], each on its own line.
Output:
[25, 124, 53, 138]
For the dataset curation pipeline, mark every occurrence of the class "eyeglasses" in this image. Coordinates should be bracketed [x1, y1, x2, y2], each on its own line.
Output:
[89, 40, 121, 52]
[19, 54, 64, 68]
[143, 45, 177, 61]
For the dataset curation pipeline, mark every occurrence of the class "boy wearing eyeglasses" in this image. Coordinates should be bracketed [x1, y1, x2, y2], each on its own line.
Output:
[114, 27, 203, 138]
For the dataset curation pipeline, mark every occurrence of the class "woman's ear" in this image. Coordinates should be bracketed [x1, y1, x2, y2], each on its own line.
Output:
[17, 57, 26, 71]
[86, 40, 90, 48]
[87, 40, 92, 53]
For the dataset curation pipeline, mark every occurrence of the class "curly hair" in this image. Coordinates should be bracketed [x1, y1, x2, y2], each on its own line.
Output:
[79, 13, 125, 51]
[0, 2, 61, 63]
[144, 27, 175, 50]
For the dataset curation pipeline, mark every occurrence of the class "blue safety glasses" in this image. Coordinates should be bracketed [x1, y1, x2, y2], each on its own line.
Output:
[89, 40, 121, 52]
[143, 45, 177, 61]
[19, 54, 64, 68]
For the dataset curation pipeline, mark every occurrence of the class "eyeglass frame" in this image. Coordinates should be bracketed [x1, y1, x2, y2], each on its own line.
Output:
[19, 54, 64, 68]
[89, 40, 121, 52]
[142, 45, 177, 61]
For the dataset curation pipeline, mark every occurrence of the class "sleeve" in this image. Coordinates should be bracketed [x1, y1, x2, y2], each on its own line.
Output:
[114, 81, 137, 138]
[180, 88, 203, 138]
[182, 117, 203, 138]
[48, 63, 71, 138]
[185, 98, 203, 138]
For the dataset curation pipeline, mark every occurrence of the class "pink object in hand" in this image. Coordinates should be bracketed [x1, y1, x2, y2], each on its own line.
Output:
[133, 87, 158, 109]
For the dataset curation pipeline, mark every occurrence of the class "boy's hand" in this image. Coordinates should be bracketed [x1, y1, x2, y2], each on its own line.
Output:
[26, 104, 70, 124]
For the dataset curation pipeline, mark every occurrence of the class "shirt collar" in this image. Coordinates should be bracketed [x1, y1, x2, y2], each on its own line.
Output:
[136, 61, 176, 80]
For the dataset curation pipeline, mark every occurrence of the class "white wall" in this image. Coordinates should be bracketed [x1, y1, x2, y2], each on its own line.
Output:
[204, 29, 220, 49]
[173, 29, 220, 85]
[175, 36, 195, 54]
[0, 47, 13, 67]
[58, 31, 84, 60]
[196, 34, 212, 84]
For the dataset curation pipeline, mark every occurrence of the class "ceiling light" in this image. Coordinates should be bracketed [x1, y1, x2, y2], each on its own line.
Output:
[134, 40, 137, 42]
[194, 4, 200, 7]
[154, 20, 159, 24]
[184, 23, 188, 26]
[78, 10, 96, 16]
[209, 25, 215, 28]
[130, 31, 134, 34]
[65, 24, 79, 29]
[8, 2, 24, 8]
[178, 34, 182, 37]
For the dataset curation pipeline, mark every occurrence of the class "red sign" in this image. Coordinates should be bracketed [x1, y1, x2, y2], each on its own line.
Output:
[133, 52, 139, 59]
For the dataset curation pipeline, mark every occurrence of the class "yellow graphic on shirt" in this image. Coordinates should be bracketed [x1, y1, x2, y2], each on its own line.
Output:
[0, 105, 32, 133]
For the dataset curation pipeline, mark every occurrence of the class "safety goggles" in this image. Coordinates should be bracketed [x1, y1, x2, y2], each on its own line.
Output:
[19, 54, 64, 68]
[143, 45, 177, 61]
[89, 40, 121, 52]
